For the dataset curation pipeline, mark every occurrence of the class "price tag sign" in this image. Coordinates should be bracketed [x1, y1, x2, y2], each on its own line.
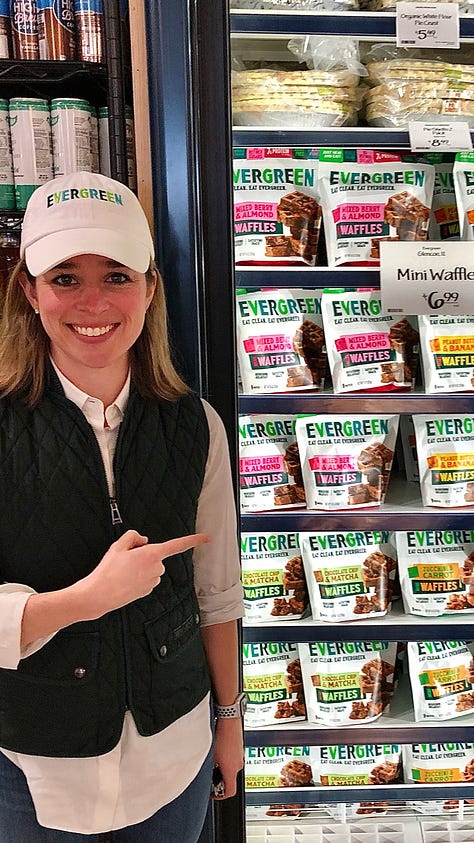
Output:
[380, 242, 474, 315]
[409, 121, 473, 152]
[397, 2, 459, 49]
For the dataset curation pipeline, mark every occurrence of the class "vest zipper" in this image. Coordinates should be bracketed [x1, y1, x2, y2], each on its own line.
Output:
[110, 497, 123, 525]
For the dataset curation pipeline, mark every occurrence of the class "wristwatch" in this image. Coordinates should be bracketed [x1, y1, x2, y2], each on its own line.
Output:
[215, 692, 248, 719]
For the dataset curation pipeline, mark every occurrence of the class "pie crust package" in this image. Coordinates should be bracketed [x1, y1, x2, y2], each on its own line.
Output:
[397, 529, 474, 617]
[233, 148, 321, 266]
[236, 288, 327, 394]
[454, 151, 474, 240]
[295, 413, 399, 510]
[418, 314, 474, 394]
[321, 288, 419, 393]
[243, 641, 307, 726]
[299, 640, 398, 726]
[300, 530, 397, 622]
[241, 531, 309, 622]
[413, 414, 474, 508]
[407, 641, 474, 722]
[239, 414, 305, 512]
[317, 148, 435, 267]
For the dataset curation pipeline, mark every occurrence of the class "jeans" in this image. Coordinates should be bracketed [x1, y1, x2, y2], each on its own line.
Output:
[0, 742, 214, 842]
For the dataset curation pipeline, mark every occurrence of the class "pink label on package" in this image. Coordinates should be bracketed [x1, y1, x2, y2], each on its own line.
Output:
[335, 332, 390, 352]
[243, 334, 293, 353]
[235, 202, 277, 221]
[240, 455, 285, 474]
[308, 455, 356, 471]
[332, 204, 386, 223]
[247, 149, 266, 159]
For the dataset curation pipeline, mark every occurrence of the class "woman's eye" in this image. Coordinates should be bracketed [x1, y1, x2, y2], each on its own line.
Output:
[108, 273, 132, 285]
[50, 275, 77, 287]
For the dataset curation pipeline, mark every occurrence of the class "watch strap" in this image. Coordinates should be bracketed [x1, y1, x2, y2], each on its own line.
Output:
[215, 692, 248, 718]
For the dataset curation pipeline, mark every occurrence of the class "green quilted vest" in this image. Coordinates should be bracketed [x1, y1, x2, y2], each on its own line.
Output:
[0, 372, 211, 757]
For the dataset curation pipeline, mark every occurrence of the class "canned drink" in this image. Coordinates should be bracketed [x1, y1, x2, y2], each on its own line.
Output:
[125, 105, 137, 191]
[98, 105, 110, 177]
[8, 98, 53, 209]
[0, 100, 15, 209]
[10, 0, 39, 60]
[74, 0, 103, 63]
[51, 98, 91, 176]
[37, 0, 75, 60]
[0, 0, 12, 57]
[88, 104, 99, 173]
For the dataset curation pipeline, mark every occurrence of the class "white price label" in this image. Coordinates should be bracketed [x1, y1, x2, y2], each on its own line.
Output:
[380, 242, 474, 316]
[397, 2, 459, 49]
[409, 121, 472, 152]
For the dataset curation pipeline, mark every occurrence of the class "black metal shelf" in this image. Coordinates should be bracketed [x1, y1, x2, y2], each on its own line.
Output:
[236, 266, 380, 288]
[0, 59, 109, 107]
[230, 10, 474, 38]
[233, 127, 419, 149]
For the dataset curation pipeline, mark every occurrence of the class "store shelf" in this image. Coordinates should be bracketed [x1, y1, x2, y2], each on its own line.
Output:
[230, 10, 474, 39]
[233, 127, 419, 149]
[246, 782, 474, 806]
[242, 601, 474, 643]
[0, 210, 23, 231]
[0, 59, 108, 105]
[235, 266, 379, 288]
[238, 392, 474, 414]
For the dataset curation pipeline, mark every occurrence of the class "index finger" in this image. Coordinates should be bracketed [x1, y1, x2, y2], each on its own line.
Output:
[159, 533, 211, 560]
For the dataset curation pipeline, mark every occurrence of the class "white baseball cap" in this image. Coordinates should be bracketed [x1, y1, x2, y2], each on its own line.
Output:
[20, 172, 155, 276]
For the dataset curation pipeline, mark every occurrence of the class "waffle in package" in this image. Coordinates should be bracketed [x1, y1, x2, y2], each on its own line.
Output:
[454, 151, 474, 239]
[233, 148, 321, 266]
[241, 532, 309, 622]
[321, 289, 419, 393]
[244, 746, 318, 792]
[317, 148, 435, 267]
[236, 288, 327, 394]
[404, 742, 474, 814]
[408, 641, 474, 721]
[419, 315, 474, 394]
[299, 640, 398, 726]
[239, 414, 305, 512]
[295, 413, 399, 510]
[319, 743, 402, 787]
[300, 530, 397, 622]
[413, 414, 474, 508]
[243, 642, 306, 726]
[427, 155, 460, 240]
[397, 529, 474, 616]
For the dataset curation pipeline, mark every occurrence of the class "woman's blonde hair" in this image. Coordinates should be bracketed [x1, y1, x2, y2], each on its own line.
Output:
[0, 260, 190, 407]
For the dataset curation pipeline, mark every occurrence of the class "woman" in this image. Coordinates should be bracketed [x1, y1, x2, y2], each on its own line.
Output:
[0, 172, 244, 841]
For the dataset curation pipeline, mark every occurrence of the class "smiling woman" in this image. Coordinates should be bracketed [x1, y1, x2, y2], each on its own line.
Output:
[0, 172, 244, 842]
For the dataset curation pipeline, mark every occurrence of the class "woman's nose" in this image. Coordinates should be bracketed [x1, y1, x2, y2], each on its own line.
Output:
[77, 284, 107, 311]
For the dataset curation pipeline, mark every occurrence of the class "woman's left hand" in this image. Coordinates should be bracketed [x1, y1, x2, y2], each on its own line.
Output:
[212, 716, 244, 800]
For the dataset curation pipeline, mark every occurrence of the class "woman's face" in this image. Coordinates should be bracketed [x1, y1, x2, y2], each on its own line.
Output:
[21, 253, 155, 387]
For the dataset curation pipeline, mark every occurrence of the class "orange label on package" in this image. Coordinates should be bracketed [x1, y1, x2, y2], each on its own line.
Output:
[430, 336, 474, 353]
[427, 453, 474, 470]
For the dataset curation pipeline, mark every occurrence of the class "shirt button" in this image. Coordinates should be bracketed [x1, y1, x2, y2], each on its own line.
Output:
[195, 614, 200, 625]
[74, 667, 86, 679]
[159, 645, 167, 657]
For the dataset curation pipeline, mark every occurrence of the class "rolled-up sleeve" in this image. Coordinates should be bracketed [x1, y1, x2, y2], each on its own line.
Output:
[0, 584, 56, 668]
[193, 401, 244, 627]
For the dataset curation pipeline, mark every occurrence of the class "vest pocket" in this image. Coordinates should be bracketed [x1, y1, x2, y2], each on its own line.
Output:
[14, 631, 100, 686]
[145, 610, 201, 663]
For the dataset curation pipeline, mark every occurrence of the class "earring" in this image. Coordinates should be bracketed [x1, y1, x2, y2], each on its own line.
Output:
[34, 308, 39, 315]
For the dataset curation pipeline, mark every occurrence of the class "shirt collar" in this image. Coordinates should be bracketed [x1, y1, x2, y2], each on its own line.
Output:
[50, 359, 130, 430]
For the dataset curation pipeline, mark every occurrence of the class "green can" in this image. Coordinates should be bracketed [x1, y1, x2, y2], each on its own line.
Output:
[0, 99, 15, 209]
[8, 97, 53, 209]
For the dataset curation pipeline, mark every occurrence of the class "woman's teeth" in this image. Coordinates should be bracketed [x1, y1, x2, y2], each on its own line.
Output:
[73, 324, 115, 337]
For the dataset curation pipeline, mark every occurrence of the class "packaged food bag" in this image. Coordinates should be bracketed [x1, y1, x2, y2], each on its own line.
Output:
[299, 640, 398, 726]
[236, 288, 327, 394]
[317, 148, 435, 267]
[427, 154, 460, 241]
[407, 641, 474, 721]
[239, 414, 305, 512]
[243, 642, 306, 726]
[454, 151, 474, 240]
[321, 288, 418, 393]
[413, 414, 474, 508]
[404, 742, 474, 814]
[397, 529, 474, 617]
[233, 147, 321, 266]
[399, 414, 419, 482]
[300, 530, 397, 622]
[295, 413, 399, 510]
[419, 315, 474, 394]
[241, 532, 309, 622]
[319, 743, 402, 787]
[244, 745, 318, 790]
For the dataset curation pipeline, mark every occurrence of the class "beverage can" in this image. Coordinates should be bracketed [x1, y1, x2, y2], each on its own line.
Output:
[37, 0, 75, 60]
[10, 0, 39, 60]
[0, 99, 15, 209]
[125, 105, 136, 191]
[0, 0, 12, 58]
[51, 98, 91, 176]
[88, 104, 99, 173]
[98, 105, 110, 177]
[74, 0, 103, 63]
[8, 98, 53, 209]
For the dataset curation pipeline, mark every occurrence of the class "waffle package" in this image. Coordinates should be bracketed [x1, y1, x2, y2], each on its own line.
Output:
[397, 529, 474, 616]
[317, 149, 435, 267]
[239, 414, 305, 512]
[299, 640, 398, 726]
[233, 148, 321, 266]
[300, 530, 397, 622]
[427, 155, 460, 241]
[408, 641, 474, 722]
[244, 745, 317, 790]
[403, 742, 474, 785]
[413, 414, 474, 508]
[236, 288, 327, 394]
[419, 315, 474, 393]
[243, 642, 306, 726]
[321, 289, 419, 393]
[399, 414, 419, 483]
[454, 151, 474, 239]
[319, 744, 402, 787]
[241, 531, 308, 622]
[295, 413, 399, 510]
